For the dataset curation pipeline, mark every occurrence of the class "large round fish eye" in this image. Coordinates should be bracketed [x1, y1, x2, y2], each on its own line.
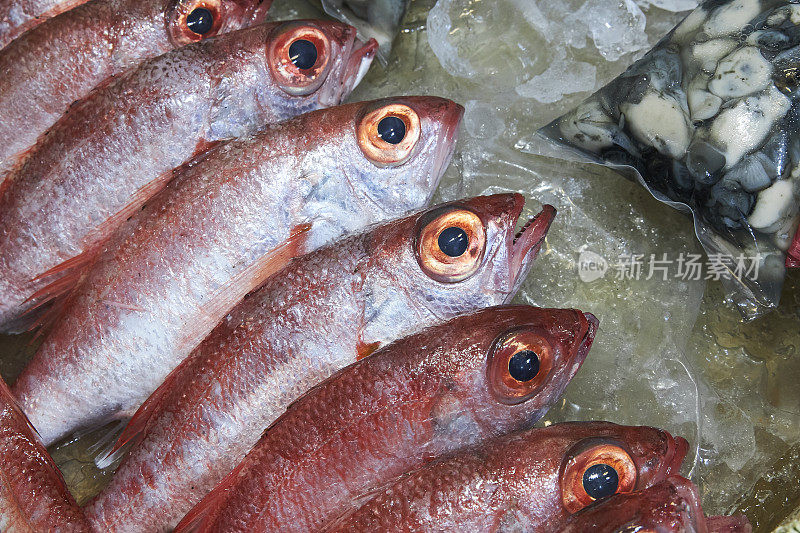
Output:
[487, 329, 553, 405]
[288, 39, 318, 70]
[168, 0, 223, 45]
[414, 206, 485, 283]
[267, 24, 332, 96]
[357, 103, 420, 167]
[186, 7, 214, 35]
[561, 441, 637, 514]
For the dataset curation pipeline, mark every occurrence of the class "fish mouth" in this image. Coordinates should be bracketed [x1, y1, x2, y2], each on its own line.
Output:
[660, 477, 751, 533]
[340, 37, 378, 98]
[574, 312, 599, 368]
[507, 199, 557, 297]
[242, 0, 273, 26]
[659, 433, 689, 482]
[428, 103, 464, 200]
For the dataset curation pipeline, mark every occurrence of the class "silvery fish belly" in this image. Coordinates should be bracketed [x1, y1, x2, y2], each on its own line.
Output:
[12, 96, 461, 451]
[0, 20, 376, 332]
[175, 305, 597, 533]
[0, 0, 272, 179]
[541, 0, 800, 318]
[322, 422, 689, 532]
[0, 378, 90, 532]
[561, 476, 752, 533]
[83, 194, 554, 533]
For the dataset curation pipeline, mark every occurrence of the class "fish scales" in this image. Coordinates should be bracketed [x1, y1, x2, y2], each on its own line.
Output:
[12, 96, 461, 448]
[0, 0, 271, 177]
[324, 422, 690, 532]
[85, 194, 554, 532]
[176, 305, 597, 532]
[0, 379, 90, 532]
[0, 20, 375, 331]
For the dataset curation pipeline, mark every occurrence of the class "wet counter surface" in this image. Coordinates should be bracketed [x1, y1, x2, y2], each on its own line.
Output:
[0, 0, 798, 531]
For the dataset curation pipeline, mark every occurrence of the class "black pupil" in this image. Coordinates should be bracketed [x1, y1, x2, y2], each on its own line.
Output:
[289, 39, 318, 70]
[377, 116, 406, 145]
[186, 8, 214, 35]
[508, 350, 540, 382]
[437, 227, 468, 257]
[582, 463, 619, 500]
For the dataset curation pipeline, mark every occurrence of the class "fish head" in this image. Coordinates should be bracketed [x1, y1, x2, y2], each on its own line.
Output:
[165, 0, 273, 46]
[283, 96, 462, 246]
[418, 305, 597, 445]
[263, 20, 377, 112]
[561, 476, 752, 533]
[553, 422, 689, 517]
[359, 194, 556, 344]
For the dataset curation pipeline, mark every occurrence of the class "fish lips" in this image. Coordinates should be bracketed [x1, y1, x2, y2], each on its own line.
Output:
[321, 35, 378, 107]
[506, 198, 557, 299]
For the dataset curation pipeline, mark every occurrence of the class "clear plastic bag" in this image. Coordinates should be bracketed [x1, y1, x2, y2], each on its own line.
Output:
[539, 0, 800, 318]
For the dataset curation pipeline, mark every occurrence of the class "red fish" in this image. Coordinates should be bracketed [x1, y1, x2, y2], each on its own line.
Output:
[322, 422, 689, 532]
[13, 96, 460, 447]
[787, 229, 800, 267]
[175, 305, 598, 532]
[0, 0, 272, 175]
[561, 476, 752, 533]
[0, 378, 90, 532]
[84, 194, 555, 532]
[0, 20, 376, 332]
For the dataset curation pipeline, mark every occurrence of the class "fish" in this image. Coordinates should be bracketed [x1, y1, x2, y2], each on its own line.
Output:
[0, 0, 272, 177]
[561, 476, 752, 533]
[0, 0, 87, 49]
[13, 95, 461, 448]
[84, 194, 556, 532]
[0, 20, 377, 332]
[0, 377, 90, 532]
[174, 304, 598, 532]
[322, 421, 690, 532]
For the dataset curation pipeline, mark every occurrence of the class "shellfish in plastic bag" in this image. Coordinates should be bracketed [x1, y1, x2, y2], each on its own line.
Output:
[540, 0, 800, 318]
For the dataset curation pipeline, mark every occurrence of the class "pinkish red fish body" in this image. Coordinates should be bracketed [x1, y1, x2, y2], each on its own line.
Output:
[0, 378, 90, 532]
[323, 422, 689, 532]
[13, 96, 459, 448]
[0, 0, 272, 176]
[787, 228, 800, 267]
[561, 476, 752, 533]
[176, 305, 598, 532]
[0, 20, 376, 332]
[84, 194, 555, 532]
[0, 0, 87, 49]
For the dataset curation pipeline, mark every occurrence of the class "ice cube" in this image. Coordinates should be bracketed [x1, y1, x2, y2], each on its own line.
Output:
[516, 50, 597, 104]
[570, 0, 649, 61]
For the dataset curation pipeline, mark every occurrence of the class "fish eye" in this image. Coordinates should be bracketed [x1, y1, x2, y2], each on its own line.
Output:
[561, 441, 637, 514]
[267, 24, 332, 96]
[582, 463, 619, 500]
[186, 7, 214, 35]
[289, 39, 318, 70]
[168, 0, 223, 45]
[357, 104, 421, 167]
[508, 349, 539, 382]
[487, 329, 552, 405]
[415, 207, 485, 283]
[437, 226, 468, 257]
[377, 115, 406, 145]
